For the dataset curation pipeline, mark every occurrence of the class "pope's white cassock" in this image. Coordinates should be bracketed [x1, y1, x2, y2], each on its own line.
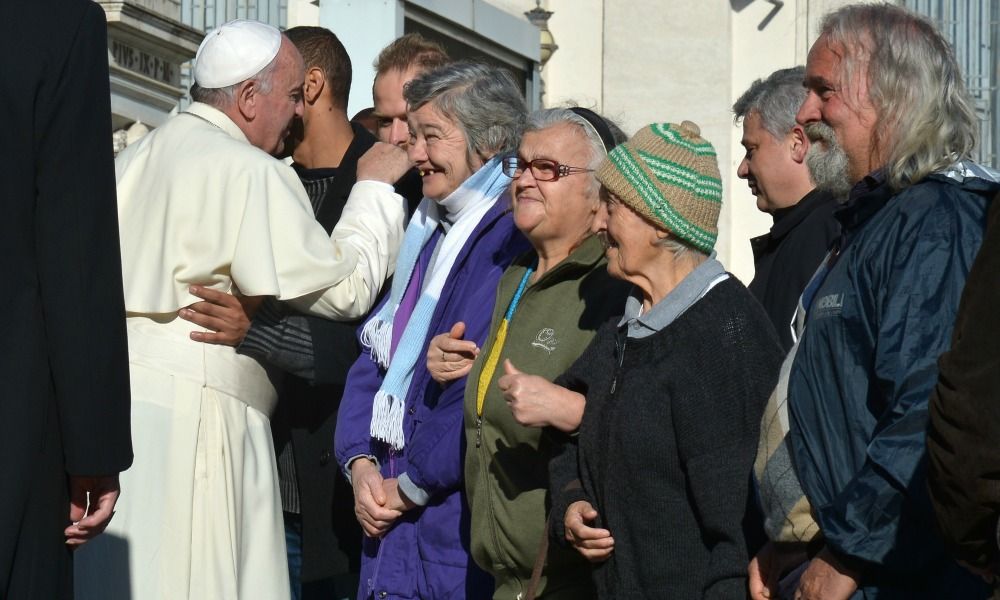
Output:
[74, 101, 404, 600]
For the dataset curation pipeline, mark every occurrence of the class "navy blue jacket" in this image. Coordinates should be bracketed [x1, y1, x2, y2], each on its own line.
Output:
[788, 164, 999, 598]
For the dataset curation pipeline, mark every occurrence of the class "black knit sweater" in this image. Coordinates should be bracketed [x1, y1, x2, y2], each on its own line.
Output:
[550, 277, 782, 599]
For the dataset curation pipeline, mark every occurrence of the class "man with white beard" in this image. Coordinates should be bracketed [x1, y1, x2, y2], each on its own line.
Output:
[781, 4, 1000, 599]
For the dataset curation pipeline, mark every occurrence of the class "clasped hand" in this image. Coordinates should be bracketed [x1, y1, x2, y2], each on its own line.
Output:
[350, 459, 415, 538]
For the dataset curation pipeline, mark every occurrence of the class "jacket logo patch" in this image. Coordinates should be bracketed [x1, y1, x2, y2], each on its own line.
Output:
[813, 293, 844, 318]
[531, 328, 558, 354]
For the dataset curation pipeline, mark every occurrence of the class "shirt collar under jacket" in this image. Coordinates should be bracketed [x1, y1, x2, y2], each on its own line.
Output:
[618, 255, 729, 339]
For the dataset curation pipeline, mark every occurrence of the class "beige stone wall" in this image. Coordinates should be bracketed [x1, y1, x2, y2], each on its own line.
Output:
[728, 0, 805, 282]
[287, 0, 320, 28]
[540, 0, 604, 111]
[531, 0, 880, 282]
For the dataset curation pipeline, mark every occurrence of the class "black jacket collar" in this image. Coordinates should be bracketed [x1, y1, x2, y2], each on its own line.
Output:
[750, 187, 835, 258]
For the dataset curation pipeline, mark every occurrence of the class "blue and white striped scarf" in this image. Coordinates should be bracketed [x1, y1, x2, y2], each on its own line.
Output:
[360, 157, 508, 450]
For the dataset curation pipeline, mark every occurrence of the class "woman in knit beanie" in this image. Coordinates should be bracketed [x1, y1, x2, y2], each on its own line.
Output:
[549, 122, 783, 598]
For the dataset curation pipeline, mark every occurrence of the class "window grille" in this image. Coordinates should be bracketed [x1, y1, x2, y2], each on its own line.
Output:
[180, 0, 287, 31]
[906, 0, 999, 166]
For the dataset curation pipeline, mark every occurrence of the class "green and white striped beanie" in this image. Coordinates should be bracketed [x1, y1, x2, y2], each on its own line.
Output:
[596, 121, 722, 253]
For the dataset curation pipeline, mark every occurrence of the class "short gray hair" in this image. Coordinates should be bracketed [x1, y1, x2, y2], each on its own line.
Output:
[733, 66, 806, 140]
[656, 234, 708, 265]
[190, 52, 280, 108]
[525, 107, 627, 171]
[525, 108, 626, 197]
[403, 61, 526, 159]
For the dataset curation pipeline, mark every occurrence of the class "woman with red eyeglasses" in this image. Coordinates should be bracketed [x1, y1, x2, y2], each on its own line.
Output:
[426, 107, 630, 600]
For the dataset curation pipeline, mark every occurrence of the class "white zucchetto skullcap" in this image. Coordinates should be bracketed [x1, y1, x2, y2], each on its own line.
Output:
[193, 19, 282, 89]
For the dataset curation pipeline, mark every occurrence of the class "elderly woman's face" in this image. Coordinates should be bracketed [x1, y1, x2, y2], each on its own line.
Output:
[592, 191, 663, 283]
[407, 102, 484, 201]
[511, 123, 599, 248]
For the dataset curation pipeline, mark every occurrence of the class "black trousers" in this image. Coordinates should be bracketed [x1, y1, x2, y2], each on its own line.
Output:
[2, 410, 72, 600]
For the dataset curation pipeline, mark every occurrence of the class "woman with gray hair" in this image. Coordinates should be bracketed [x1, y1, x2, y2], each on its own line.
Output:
[425, 107, 630, 599]
[334, 61, 530, 599]
[548, 121, 783, 598]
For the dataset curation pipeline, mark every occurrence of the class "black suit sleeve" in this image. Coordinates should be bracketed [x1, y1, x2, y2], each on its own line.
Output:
[33, 3, 132, 475]
[927, 194, 1000, 571]
[308, 316, 361, 386]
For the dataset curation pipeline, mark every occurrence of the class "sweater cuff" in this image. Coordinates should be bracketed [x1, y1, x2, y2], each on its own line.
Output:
[398, 472, 431, 507]
[549, 487, 591, 547]
[344, 454, 379, 484]
[237, 298, 283, 359]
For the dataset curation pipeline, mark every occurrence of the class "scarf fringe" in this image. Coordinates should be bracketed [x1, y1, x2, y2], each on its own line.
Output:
[370, 390, 406, 451]
[360, 317, 393, 369]
[363, 158, 509, 452]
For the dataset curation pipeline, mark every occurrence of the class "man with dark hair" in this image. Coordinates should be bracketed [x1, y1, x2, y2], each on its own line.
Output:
[785, 4, 999, 599]
[371, 33, 450, 147]
[0, 0, 132, 596]
[259, 25, 374, 600]
[287, 26, 352, 112]
[181, 26, 417, 600]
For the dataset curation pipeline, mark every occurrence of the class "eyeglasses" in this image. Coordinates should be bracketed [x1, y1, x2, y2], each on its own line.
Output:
[502, 157, 594, 182]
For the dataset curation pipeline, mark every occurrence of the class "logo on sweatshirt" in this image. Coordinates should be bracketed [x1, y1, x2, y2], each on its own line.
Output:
[531, 328, 558, 354]
[813, 293, 844, 318]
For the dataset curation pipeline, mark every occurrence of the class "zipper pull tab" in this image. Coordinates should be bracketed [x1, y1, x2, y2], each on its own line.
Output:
[475, 416, 483, 448]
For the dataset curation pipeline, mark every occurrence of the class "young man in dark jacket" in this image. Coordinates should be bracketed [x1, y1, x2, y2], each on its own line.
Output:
[785, 4, 999, 599]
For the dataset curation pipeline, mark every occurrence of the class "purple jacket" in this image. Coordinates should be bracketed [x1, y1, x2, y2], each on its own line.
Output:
[336, 196, 529, 600]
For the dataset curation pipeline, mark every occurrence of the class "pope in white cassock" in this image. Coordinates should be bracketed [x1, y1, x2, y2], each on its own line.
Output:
[74, 20, 405, 600]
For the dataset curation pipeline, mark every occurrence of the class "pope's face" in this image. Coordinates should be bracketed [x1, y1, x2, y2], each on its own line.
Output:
[248, 37, 305, 156]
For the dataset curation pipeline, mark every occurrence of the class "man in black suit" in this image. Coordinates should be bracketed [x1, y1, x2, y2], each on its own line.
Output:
[0, 0, 132, 597]
[181, 26, 416, 599]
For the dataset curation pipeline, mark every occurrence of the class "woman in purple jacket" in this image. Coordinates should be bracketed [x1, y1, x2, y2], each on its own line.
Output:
[334, 62, 530, 600]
